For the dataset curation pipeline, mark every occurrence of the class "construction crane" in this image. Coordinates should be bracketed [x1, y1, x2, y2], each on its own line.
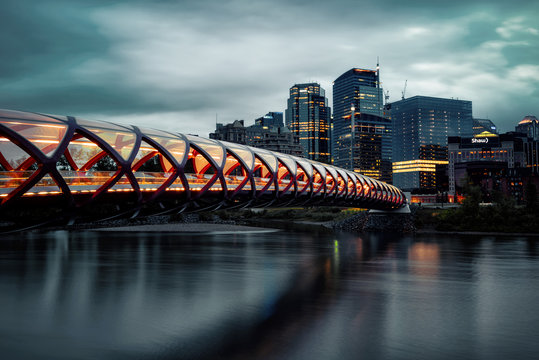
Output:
[401, 80, 408, 100]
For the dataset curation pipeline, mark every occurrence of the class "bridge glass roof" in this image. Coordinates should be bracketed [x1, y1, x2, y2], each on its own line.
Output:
[0, 116, 68, 158]
[185, 134, 226, 168]
[293, 156, 313, 178]
[251, 148, 278, 173]
[78, 119, 137, 161]
[221, 141, 255, 171]
[141, 134, 186, 166]
[278, 154, 297, 177]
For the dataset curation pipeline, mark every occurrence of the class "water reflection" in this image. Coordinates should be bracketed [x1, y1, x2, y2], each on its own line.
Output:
[0, 231, 538, 359]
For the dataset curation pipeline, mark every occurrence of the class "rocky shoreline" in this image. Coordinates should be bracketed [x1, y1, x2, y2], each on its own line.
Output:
[10, 203, 539, 238]
[62, 209, 417, 234]
[95, 222, 278, 233]
[332, 210, 416, 233]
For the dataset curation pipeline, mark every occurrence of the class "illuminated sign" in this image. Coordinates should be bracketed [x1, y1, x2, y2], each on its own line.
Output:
[462, 136, 499, 146]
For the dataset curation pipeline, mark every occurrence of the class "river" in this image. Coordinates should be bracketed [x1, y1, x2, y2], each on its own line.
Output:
[1, 228, 538, 359]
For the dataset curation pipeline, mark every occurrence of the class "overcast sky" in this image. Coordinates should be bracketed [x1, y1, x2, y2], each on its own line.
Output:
[1, 0, 538, 136]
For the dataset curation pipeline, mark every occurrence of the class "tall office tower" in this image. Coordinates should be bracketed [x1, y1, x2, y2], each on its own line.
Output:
[255, 112, 284, 128]
[390, 95, 473, 191]
[515, 115, 539, 140]
[332, 68, 391, 182]
[285, 83, 331, 163]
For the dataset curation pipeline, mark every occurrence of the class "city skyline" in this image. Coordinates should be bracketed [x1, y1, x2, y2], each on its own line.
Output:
[0, 0, 538, 138]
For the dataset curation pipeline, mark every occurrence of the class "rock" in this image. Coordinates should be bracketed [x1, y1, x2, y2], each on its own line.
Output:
[332, 210, 416, 233]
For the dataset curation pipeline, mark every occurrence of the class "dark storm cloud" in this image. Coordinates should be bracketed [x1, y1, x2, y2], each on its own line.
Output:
[0, 0, 109, 79]
[0, 0, 538, 135]
[0, 83, 212, 115]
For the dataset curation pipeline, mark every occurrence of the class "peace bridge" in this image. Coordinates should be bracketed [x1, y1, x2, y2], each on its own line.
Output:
[0, 109, 406, 225]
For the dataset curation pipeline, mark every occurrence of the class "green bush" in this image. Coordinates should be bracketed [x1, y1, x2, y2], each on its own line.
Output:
[433, 195, 539, 233]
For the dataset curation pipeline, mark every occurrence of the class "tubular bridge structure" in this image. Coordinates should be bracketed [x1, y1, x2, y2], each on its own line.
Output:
[0, 109, 406, 224]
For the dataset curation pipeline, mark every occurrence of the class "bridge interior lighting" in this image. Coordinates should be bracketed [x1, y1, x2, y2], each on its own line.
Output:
[33, 140, 60, 145]
[71, 140, 99, 147]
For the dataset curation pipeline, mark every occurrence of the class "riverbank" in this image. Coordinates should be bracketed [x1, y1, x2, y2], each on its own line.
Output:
[95, 222, 278, 233]
[12, 204, 539, 237]
[19, 221, 539, 238]
[414, 204, 539, 235]
[74, 207, 414, 234]
[14, 207, 351, 234]
[415, 228, 539, 237]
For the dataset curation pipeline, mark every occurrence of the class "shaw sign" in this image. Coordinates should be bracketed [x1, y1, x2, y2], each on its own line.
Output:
[472, 137, 489, 144]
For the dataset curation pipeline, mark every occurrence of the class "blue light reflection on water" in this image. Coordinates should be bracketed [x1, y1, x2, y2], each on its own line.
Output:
[0, 230, 539, 359]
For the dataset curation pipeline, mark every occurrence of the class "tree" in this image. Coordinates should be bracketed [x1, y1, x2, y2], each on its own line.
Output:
[92, 155, 118, 171]
[461, 175, 481, 214]
[525, 182, 538, 210]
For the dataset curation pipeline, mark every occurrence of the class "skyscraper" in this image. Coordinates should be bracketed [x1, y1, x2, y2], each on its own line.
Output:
[285, 83, 331, 163]
[332, 68, 391, 182]
[515, 115, 539, 140]
[516, 115, 539, 174]
[390, 95, 473, 190]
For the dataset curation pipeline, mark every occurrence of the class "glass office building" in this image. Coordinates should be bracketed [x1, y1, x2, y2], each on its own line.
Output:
[332, 68, 391, 182]
[285, 83, 331, 163]
[390, 95, 473, 190]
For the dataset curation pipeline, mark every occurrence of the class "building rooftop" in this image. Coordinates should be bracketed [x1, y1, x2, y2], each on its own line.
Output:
[518, 115, 538, 125]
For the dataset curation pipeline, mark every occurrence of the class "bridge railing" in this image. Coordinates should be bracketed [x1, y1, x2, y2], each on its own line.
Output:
[0, 109, 406, 215]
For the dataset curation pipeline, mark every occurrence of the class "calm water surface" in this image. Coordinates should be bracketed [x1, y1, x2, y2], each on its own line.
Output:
[1, 229, 539, 359]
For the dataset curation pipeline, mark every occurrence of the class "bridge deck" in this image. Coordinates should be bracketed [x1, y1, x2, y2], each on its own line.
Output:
[0, 109, 406, 217]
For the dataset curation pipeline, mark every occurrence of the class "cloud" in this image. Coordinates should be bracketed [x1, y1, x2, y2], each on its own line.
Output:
[496, 16, 539, 39]
[0, 0, 538, 136]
